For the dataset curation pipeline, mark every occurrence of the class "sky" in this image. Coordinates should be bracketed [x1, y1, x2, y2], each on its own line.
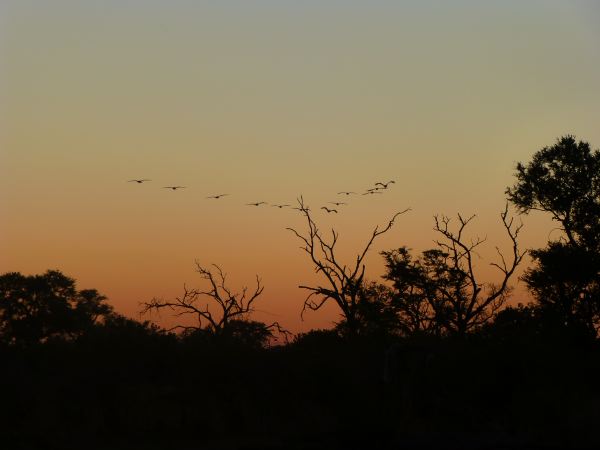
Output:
[1, 1, 600, 333]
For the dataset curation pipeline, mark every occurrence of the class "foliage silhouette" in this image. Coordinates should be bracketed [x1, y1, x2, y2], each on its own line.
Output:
[381, 247, 445, 337]
[333, 281, 401, 338]
[0, 270, 113, 346]
[507, 135, 600, 337]
[524, 242, 599, 339]
[507, 135, 600, 249]
[479, 303, 542, 341]
[382, 207, 524, 337]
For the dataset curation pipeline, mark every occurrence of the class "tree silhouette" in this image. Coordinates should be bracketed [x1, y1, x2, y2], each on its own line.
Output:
[382, 207, 524, 336]
[507, 135, 600, 250]
[481, 303, 542, 341]
[507, 135, 600, 337]
[142, 262, 288, 345]
[523, 242, 599, 338]
[333, 281, 401, 337]
[287, 196, 409, 335]
[381, 247, 445, 337]
[0, 270, 112, 346]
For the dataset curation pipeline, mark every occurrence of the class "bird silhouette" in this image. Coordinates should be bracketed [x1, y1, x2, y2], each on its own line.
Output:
[207, 194, 229, 199]
[293, 206, 311, 212]
[329, 202, 347, 206]
[272, 204, 291, 209]
[163, 186, 186, 190]
[375, 180, 395, 189]
[128, 179, 151, 183]
[246, 202, 267, 206]
[338, 191, 357, 196]
[321, 207, 338, 213]
[363, 190, 383, 195]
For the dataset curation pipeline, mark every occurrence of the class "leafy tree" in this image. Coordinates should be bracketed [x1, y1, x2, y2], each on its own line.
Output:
[523, 243, 599, 338]
[223, 319, 277, 348]
[507, 135, 600, 250]
[334, 281, 401, 337]
[507, 135, 600, 337]
[381, 247, 446, 337]
[88, 313, 163, 339]
[480, 303, 541, 340]
[382, 207, 524, 337]
[0, 270, 113, 346]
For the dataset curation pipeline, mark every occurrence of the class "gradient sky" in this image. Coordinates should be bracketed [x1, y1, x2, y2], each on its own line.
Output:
[2, 1, 600, 333]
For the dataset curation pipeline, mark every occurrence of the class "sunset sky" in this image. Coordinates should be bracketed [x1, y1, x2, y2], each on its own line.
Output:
[2, 1, 600, 333]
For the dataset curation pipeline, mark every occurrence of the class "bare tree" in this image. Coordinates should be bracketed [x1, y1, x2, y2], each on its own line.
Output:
[287, 196, 410, 335]
[142, 262, 288, 344]
[429, 205, 525, 336]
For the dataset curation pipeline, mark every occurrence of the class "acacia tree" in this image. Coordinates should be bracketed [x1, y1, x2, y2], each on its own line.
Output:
[287, 196, 409, 335]
[507, 135, 600, 337]
[142, 262, 287, 346]
[383, 207, 524, 337]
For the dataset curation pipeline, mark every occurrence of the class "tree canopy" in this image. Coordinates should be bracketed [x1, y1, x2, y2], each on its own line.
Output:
[507, 135, 600, 338]
[507, 135, 600, 250]
[0, 270, 112, 345]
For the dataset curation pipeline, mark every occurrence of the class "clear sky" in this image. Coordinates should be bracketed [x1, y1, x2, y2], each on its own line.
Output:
[2, 1, 599, 332]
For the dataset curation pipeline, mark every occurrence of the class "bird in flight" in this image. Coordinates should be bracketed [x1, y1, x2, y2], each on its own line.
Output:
[207, 194, 229, 199]
[337, 191, 357, 196]
[272, 204, 291, 209]
[128, 179, 151, 184]
[329, 201, 347, 206]
[293, 206, 310, 212]
[246, 202, 267, 206]
[375, 180, 395, 189]
[163, 186, 186, 190]
[363, 190, 383, 195]
[321, 207, 338, 213]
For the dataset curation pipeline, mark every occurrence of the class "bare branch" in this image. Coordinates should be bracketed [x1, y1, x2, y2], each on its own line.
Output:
[288, 196, 410, 334]
[426, 205, 524, 335]
[141, 263, 270, 338]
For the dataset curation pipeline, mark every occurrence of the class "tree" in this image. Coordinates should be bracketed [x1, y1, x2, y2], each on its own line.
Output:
[0, 270, 113, 346]
[142, 263, 288, 346]
[523, 242, 599, 338]
[507, 135, 600, 250]
[507, 135, 600, 337]
[334, 281, 401, 337]
[287, 196, 409, 335]
[382, 207, 524, 337]
[480, 303, 541, 341]
[381, 247, 446, 337]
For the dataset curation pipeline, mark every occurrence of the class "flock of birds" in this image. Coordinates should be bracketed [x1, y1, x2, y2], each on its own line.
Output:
[127, 179, 396, 213]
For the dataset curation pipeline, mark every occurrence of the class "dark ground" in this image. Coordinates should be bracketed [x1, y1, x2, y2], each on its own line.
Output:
[2, 329, 599, 450]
